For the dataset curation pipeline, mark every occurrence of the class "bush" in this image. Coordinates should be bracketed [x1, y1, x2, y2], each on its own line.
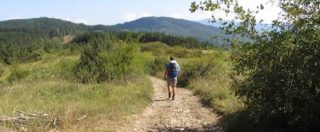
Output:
[7, 67, 30, 82]
[179, 57, 215, 86]
[166, 47, 203, 58]
[141, 42, 170, 55]
[99, 43, 138, 82]
[231, 31, 320, 130]
[73, 40, 138, 83]
[73, 43, 101, 83]
[0, 64, 5, 77]
[144, 56, 167, 77]
[56, 58, 77, 80]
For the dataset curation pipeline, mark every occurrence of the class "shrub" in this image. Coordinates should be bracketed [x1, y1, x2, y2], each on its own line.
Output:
[56, 58, 77, 80]
[99, 43, 138, 82]
[73, 42, 105, 83]
[7, 67, 30, 82]
[231, 31, 320, 130]
[140, 42, 170, 55]
[166, 47, 203, 58]
[0, 64, 5, 77]
[73, 40, 138, 83]
[144, 56, 167, 77]
[179, 57, 215, 86]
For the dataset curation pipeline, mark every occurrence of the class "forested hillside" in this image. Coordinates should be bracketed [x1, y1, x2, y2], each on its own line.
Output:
[0, 17, 88, 38]
[0, 17, 226, 46]
[114, 17, 226, 45]
[0, 17, 217, 64]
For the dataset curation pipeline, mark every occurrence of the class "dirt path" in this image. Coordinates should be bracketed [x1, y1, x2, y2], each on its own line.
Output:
[118, 77, 222, 132]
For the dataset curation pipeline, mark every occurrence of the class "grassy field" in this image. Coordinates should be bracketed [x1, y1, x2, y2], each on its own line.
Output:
[0, 51, 153, 131]
[0, 41, 242, 131]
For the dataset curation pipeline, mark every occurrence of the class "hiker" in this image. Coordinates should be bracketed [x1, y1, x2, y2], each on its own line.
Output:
[164, 56, 180, 100]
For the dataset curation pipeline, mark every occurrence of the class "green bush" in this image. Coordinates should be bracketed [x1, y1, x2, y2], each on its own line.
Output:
[0, 64, 5, 77]
[231, 27, 320, 131]
[141, 42, 170, 55]
[144, 56, 167, 77]
[179, 57, 215, 86]
[73, 42, 102, 83]
[99, 43, 138, 82]
[7, 67, 30, 82]
[73, 40, 138, 83]
[56, 58, 77, 80]
[166, 47, 203, 58]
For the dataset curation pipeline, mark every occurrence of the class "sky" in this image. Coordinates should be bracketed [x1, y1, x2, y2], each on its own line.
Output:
[0, 0, 281, 25]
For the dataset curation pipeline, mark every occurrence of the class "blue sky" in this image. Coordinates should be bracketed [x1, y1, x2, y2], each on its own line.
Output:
[0, 0, 281, 25]
[0, 0, 209, 25]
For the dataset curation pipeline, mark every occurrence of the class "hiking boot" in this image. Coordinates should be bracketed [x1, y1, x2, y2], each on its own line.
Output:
[172, 95, 175, 100]
[168, 92, 171, 98]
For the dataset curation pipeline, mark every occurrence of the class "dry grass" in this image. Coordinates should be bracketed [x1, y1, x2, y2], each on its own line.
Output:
[0, 53, 153, 131]
[181, 50, 244, 115]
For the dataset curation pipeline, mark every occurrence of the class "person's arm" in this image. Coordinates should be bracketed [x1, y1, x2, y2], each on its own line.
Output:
[164, 63, 169, 79]
[176, 63, 181, 77]
[164, 68, 168, 79]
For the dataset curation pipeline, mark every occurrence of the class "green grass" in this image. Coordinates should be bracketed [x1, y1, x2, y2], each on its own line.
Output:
[189, 75, 243, 115]
[0, 42, 243, 131]
[0, 53, 153, 131]
[178, 50, 244, 115]
[0, 77, 152, 130]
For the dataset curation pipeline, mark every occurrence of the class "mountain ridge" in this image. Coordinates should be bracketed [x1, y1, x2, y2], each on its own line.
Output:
[113, 17, 223, 45]
[0, 17, 228, 47]
[197, 18, 273, 31]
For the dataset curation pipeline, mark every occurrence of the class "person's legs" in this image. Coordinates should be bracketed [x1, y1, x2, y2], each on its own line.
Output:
[167, 78, 171, 98]
[172, 85, 176, 100]
[172, 77, 177, 100]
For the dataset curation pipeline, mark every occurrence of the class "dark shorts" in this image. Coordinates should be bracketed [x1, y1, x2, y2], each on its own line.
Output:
[167, 77, 177, 86]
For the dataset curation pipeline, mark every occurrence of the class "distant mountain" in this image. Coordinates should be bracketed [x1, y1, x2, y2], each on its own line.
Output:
[0, 17, 119, 46]
[113, 17, 228, 47]
[0, 17, 91, 46]
[197, 19, 272, 31]
[0, 17, 116, 36]
[0, 17, 89, 36]
[197, 19, 225, 27]
[0, 17, 232, 47]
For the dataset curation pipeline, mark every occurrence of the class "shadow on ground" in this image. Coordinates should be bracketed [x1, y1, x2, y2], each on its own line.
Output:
[153, 99, 169, 102]
[153, 122, 223, 132]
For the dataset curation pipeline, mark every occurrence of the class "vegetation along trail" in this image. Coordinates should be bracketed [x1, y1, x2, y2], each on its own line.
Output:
[118, 77, 223, 132]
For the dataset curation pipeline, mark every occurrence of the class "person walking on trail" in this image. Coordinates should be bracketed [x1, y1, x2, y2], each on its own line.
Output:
[164, 56, 180, 100]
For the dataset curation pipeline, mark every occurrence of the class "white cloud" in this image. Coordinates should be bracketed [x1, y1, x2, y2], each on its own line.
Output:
[123, 12, 138, 21]
[8, 16, 23, 20]
[122, 12, 153, 22]
[74, 19, 89, 24]
[49, 16, 89, 24]
[142, 12, 152, 17]
[59, 17, 71, 21]
[171, 14, 184, 19]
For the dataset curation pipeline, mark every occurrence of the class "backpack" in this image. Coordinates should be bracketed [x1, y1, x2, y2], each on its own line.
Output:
[168, 62, 178, 78]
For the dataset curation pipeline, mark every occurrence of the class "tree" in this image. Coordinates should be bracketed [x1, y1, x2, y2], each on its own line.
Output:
[191, 0, 320, 131]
